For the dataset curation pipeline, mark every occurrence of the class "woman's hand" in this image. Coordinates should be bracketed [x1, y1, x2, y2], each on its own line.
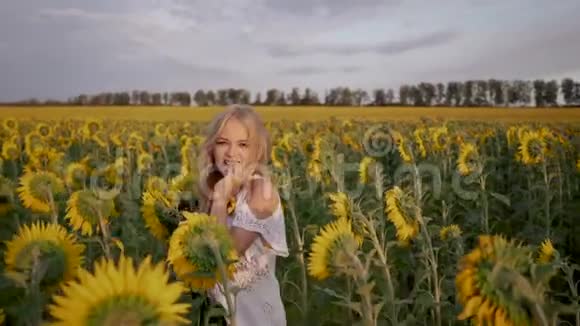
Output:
[212, 163, 246, 202]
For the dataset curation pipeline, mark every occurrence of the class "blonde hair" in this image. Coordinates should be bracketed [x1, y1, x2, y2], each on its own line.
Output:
[197, 104, 271, 212]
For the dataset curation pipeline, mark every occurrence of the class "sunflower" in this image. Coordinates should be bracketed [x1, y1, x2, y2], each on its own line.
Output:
[26, 147, 65, 173]
[36, 122, 53, 139]
[440, 224, 462, 240]
[327, 192, 350, 220]
[146, 176, 169, 193]
[24, 131, 44, 156]
[517, 130, 546, 165]
[413, 127, 428, 158]
[226, 197, 236, 215]
[2, 118, 18, 132]
[342, 134, 361, 152]
[17, 171, 65, 214]
[180, 141, 196, 175]
[1, 140, 20, 161]
[170, 173, 198, 199]
[279, 132, 294, 152]
[137, 152, 154, 174]
[4, 222, 85, 289]
[358, 156, 375, 184]
[48, 255, 190, 326]
[155, 123, 168, 138]
[127, 132, 144, 151]
[457, 142, 480, 176]
[456, 235, 534, 325]
[82, 119, 102, 138]
[167, 212, 238, 292]
[270, 144, 286, 170]
[141, 189, 180, 241]
[64, 162, 89, 191]
[91, 131, 108, 148]
[104, 157, 128, 186]
[307, 159, 323, 182]
[307, 217, 361, 280]
[384, 186, 419, 243]
[431, 126, 449, 153]
[536, 239, 557, 264]
[0, 176, 15, 216]
[391, 130, 414, 163]
[506, 126, 519, 148]
[65, 190, 116, 236]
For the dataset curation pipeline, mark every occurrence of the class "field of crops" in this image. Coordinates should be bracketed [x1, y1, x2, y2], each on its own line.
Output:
[2, 105, 580, 122]
[0, 108, 579, 325]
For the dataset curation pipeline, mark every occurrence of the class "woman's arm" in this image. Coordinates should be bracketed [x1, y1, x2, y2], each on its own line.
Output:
[211, 177, 279, 255]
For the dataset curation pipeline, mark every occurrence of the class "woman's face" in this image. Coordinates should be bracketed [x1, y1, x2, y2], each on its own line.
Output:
[212, 117, 255, 177]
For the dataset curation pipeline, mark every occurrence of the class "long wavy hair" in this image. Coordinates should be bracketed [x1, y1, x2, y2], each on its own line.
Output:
[197, 104, 271, 213]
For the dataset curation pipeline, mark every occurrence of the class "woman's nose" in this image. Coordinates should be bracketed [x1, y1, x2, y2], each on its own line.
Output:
[225, 144, 236, 157]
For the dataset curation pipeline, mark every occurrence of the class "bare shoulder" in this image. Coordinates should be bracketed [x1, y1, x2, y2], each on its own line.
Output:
[247, 176, 280, 220]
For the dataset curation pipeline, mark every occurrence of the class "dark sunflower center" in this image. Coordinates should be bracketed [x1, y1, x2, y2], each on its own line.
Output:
[183, 225, 234, 277]
[15, 240, 67, 286]
[184, 232, 218, 275]
[87, 295, 159, 326]
[329, 234, 358, 274]
[89, 123, 99, 134]
[76, 191, 114, 225]
[39, 126, 50, 137]
[527, 139, 543, 158]
[30, 175, 60, 202]
[71, 168, 86, 181]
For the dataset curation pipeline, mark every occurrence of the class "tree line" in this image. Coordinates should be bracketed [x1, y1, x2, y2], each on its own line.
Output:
[5, 78, 580, 107]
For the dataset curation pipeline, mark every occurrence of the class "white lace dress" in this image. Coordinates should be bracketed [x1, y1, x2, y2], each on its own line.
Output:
[209, 186, 289, 326]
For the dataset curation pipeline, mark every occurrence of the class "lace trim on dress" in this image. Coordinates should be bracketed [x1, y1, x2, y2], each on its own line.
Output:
[231, 200, 289, 258]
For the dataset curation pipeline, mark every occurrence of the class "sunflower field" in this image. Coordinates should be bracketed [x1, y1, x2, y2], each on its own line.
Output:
[0, 115, 579, 326]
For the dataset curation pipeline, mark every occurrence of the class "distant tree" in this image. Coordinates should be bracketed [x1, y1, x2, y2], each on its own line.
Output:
[561, 78, 574, 105]
[253, 92, 262, 105]
[399, 85, 410, 105]
[289, 87, 301, 105]
[435, 83, 445, 105]
[544, 80, 559, 107]
[373, 89, 386, 106]
[194, 90, 207, 106]
[385, 89, 394, 104]
[533, 79, 546, 107]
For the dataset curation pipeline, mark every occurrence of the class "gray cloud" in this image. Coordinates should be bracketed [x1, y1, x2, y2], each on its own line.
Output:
[280, 65, 363, 75]
[265, 0, 398, 17]
[265, 29, 460, 58]
[0, 0, 579, 102]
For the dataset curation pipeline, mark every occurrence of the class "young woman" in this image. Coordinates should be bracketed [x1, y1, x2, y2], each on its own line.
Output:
[197, 104, 289, 326]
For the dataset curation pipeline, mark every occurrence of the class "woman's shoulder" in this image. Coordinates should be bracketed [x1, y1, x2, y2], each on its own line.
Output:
[243, 175, 281, 220]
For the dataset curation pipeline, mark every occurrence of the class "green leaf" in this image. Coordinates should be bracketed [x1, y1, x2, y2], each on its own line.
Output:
[333, 300, 362, 316]
[530, 263, 557, 286]
[415, 291, 434, 309]
[489, 191, 511, 207]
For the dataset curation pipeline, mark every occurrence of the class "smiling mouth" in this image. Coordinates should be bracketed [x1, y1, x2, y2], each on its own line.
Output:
[224, 159, 241, 166]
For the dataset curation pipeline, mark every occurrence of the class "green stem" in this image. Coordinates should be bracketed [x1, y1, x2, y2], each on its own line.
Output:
[365, 215, 396, 323]
[413, 164, 441, 326]
[47, 188, 58, 224]
[346, 251, 375, 326]
[210, 239, 236, 326]
[287, 196, 308, 321]
[479, 175, 489, 233]
[542, 159, 551, 238]
[98, 211, 112, 259]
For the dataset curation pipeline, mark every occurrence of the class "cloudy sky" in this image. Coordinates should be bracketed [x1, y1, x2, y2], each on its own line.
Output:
[1, 0, 580, 101]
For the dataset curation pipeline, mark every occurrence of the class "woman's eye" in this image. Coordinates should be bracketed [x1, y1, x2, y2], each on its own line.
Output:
[239, 143, 248, 148]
